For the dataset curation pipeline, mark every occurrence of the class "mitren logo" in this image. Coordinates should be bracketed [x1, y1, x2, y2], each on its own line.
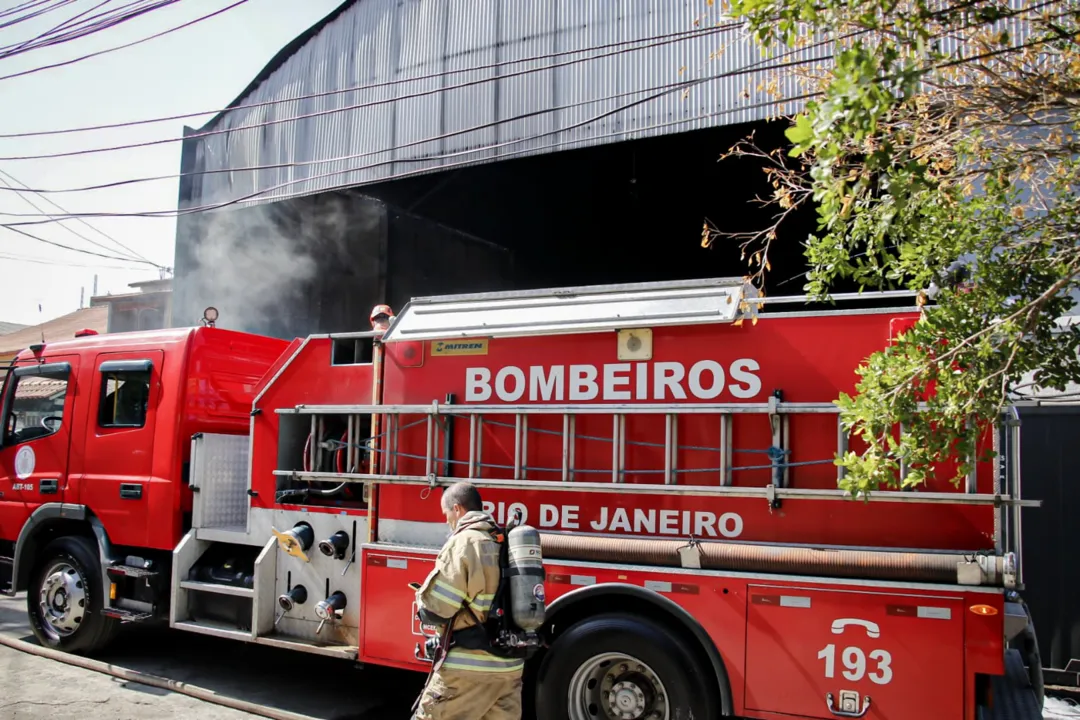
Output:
[482, 500, 744, 538]
[465, 359, 762, 402]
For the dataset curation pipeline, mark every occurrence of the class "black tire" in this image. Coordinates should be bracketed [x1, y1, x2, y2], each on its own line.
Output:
[535, 613, 720, 720]
[26, 535, 118, 654]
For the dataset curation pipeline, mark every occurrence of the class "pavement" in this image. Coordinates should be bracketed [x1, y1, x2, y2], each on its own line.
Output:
[1, 592, 1075, 720]
[0, 594, 424, 720]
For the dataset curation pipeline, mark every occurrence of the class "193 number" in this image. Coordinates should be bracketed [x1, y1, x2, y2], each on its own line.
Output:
[817, 644, 893, 685]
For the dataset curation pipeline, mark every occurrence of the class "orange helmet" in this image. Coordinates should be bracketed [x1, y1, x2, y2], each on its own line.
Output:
[370, 304, 394, 330]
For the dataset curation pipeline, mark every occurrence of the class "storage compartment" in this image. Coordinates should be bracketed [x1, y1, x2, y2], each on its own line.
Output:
[359, 549, 436, 667]
[743, 585, 964, 719]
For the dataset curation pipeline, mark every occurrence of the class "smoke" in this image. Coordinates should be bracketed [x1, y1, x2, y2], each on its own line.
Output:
[179, 193, 380, 338]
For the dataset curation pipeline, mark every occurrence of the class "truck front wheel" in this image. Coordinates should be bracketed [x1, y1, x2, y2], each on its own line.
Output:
[535, 613, 720, 720]
[27, 536, 117, 654]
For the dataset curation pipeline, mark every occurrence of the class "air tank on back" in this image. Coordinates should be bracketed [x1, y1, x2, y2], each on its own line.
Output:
[506, 523, 546, 632]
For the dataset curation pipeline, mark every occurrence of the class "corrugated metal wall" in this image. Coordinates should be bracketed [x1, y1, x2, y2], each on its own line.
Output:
[184, 0, 831, 210]
[1013, 405, 1080, 679]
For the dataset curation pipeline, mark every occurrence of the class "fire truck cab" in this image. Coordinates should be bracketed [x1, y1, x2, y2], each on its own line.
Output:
[0, 326, 288, 647]
[0, 277, 1045, 720]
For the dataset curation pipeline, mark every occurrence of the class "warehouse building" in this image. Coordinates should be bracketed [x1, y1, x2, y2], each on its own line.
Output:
[171, 0, 833, 338]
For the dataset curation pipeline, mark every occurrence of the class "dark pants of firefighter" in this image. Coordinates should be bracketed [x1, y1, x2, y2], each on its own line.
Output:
[413, 664, 523, 720]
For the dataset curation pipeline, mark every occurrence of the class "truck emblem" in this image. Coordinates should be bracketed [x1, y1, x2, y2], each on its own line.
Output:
[14, 446, 35, 480]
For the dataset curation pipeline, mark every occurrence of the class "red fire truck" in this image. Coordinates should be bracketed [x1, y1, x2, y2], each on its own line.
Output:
[0, 277, 1043, 720]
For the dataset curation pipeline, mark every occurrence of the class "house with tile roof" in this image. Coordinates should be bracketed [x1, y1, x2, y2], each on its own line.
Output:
[0, 306, 108, 365]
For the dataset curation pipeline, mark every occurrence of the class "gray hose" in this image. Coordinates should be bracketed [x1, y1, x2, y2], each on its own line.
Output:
[0, 632, 318, 720]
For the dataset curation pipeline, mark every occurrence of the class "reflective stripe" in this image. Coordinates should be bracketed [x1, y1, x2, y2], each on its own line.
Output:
[434, 577, 467, 600]
[470, 593, 495, 612]
[427, 578, 466, 608]
[444, 649, 524, 673]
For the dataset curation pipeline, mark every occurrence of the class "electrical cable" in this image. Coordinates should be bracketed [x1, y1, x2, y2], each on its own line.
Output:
[0, 89, 819, 233]
[0, 0, 178, 57]
[0, 168, 156, 265]
[0, 0, 57, 21]
[0, 46, 799, 198]
[0, 250, 147, 270]
[1, 222, 159, 265]
[0, 0, 109, 56]
[0, 0, 77, 32]
[0, 31, 835, 221]
[0, 23, 741, 139]
[2, 18, 1048, 224]
[0, 0, 247, 83]
[0, 19, 746, 160]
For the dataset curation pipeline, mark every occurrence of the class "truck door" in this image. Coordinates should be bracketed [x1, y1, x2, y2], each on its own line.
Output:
[74, 353, 162, 548]
[0, 358, 77, 539]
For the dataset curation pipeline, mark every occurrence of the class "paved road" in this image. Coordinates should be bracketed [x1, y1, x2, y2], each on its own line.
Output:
[0, 594, 424, 720]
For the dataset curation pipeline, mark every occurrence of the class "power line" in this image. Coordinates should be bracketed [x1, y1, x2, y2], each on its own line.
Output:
[1, 17, 1046, 224]
[0, 0, 163, 56]
[0, 249, 148, 270]
[0, 76, 819, 225]
[0, 23, 739, 140]
[0, 167, 157, 265]
[0, 20, 743, 158]
[0, 0, 248, 83]
[1, 222, 159, 265]
[0, 1, 178, 57]
[0, 21, 748, 161]
[0, 0, 60, 22]
[0, 0, 78, 33]
[0, 52, 777, 197]
[0, 38, 828, 221]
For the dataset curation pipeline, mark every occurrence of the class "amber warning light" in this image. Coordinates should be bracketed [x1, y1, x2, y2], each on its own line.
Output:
[969, 604, 998, 616]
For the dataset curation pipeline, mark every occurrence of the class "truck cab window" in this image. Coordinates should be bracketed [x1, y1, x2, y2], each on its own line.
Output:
[2, 373, 70, 446]
[99, 370, 151, 428]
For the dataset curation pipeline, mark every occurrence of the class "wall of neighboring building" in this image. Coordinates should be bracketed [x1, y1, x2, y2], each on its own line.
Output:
[0, 306, 108, 364]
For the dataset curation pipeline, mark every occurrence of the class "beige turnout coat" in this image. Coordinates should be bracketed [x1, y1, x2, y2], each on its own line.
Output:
[414, 510, 524, 674]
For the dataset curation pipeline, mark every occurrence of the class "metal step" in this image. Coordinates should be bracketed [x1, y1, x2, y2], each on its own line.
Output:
[173, 619, 253, 641]
[179, 580, 255, 598]
[106, 564, 159, 580]
[253, 634, 359, 661]
[102, 607, 154, 623]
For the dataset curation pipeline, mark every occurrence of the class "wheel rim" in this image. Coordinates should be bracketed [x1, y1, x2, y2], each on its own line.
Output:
[567, 652, 669, 720]
[37, 561, 87, 640]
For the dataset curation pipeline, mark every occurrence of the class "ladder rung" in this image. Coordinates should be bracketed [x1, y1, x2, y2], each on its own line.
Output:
[567, 415, 576, 482]
[720, 413, 731, 486]
[664, 414, 678, 485]
[837, 416, 848, 482]
[424, 415, 434, 477]
[611, 415, 625, 483]
[561, 414, 570, 482]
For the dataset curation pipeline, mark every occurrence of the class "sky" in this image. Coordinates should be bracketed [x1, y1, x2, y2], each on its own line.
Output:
[0, 0, 345, 326]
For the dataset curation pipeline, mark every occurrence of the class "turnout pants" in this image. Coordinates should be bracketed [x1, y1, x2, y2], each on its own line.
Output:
[412, 666, 523, 720]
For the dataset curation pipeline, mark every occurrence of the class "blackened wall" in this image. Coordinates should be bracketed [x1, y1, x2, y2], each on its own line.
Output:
[364, 119, 823, 297]
[172, 191, 513, 340]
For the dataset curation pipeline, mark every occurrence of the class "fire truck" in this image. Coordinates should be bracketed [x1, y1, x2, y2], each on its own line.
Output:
[0, 277, 1043, 720]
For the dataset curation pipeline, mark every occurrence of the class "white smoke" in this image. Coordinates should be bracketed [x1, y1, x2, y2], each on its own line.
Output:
[179, 193, 380, 336]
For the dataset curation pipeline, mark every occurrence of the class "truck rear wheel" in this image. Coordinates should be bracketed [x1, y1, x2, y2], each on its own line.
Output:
[27, 536, 118, 654]
[535, 613, 719, 720]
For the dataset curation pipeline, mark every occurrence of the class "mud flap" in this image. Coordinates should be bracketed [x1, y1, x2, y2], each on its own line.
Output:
[980, 649, 1044, 720]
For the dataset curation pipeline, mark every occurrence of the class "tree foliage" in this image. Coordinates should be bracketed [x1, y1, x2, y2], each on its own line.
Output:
[705, 0, 1080, 495]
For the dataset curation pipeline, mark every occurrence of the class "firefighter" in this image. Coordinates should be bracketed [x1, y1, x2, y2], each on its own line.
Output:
[411, 482, 523, 720]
